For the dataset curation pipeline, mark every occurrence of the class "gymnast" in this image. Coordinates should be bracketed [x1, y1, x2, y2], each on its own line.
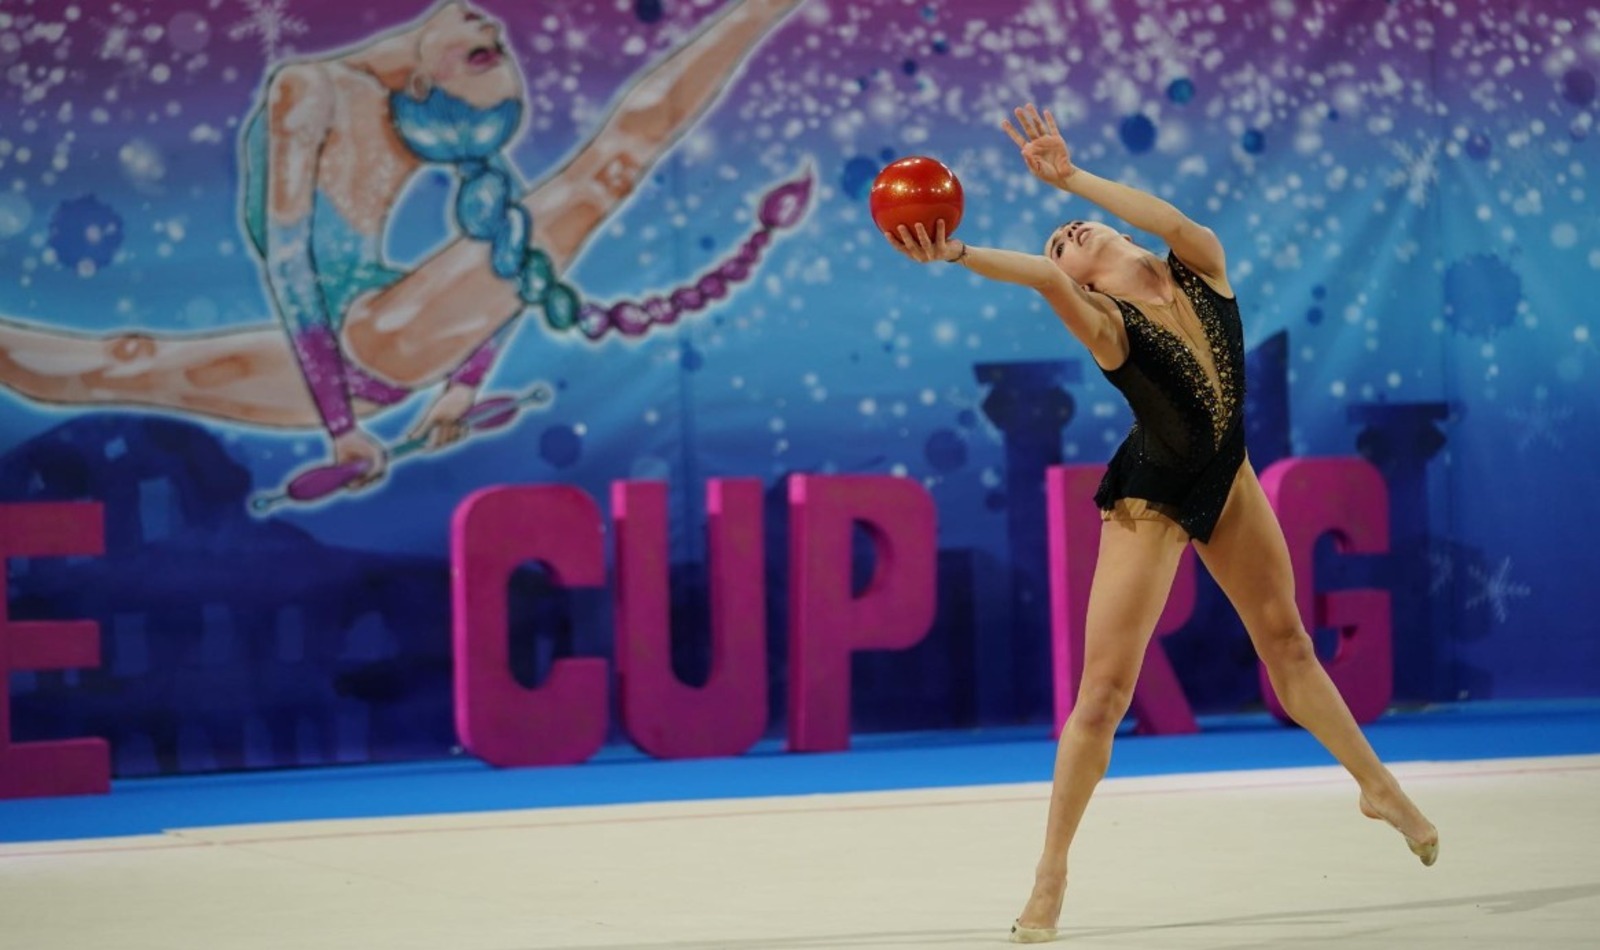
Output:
[885, 103, 1439, 944]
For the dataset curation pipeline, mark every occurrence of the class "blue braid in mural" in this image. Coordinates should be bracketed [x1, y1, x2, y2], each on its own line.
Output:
[390, 85, 813, 345]
[388, 87, 583, 334]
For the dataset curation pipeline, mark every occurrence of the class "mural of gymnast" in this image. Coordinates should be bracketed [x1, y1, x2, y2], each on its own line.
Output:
[0, 0, 811, 510]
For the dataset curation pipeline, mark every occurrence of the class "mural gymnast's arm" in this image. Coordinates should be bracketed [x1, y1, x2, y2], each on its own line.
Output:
[264, 63, 389, 485]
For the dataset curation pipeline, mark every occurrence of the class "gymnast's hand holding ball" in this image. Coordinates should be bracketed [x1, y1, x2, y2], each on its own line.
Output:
[873, 156, 968, 264]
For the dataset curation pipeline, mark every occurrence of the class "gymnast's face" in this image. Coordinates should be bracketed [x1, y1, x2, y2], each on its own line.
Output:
[1045, 220, 1131, 288]
[415, 2, 523, 108]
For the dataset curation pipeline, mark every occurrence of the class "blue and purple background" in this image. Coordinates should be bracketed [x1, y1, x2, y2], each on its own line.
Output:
[1, 0, 1596, 778]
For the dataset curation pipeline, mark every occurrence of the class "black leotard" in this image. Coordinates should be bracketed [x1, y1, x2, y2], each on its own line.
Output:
[1093, 251, 1246, 543]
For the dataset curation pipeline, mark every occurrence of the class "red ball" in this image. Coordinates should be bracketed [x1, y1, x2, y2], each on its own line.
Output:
[869, 156, 964, 238]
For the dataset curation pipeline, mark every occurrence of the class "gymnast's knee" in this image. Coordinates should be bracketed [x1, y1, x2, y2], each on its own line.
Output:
[1069, 679, 1135, 737]
[1253, 618, 1317, 672]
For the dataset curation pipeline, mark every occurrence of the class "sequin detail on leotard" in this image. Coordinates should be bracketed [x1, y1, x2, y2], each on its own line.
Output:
[1093, 251, 1247, 543]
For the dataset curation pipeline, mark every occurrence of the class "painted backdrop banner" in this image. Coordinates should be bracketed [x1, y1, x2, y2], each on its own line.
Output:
[1, 0, 1596, 777]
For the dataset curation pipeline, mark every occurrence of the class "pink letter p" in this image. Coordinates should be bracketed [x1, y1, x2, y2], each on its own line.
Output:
[787, 475, 937, 752]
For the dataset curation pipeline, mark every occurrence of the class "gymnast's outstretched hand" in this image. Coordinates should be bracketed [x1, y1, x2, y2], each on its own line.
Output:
[884, 220, 965, 266]
[1003, 103, 1078, 191]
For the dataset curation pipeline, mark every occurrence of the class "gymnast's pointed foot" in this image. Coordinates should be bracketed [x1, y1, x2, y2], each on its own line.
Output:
[1009, 920, 1060, 944]
[1010, 870, 1065, 943]
[1360, 787, 1439, 867]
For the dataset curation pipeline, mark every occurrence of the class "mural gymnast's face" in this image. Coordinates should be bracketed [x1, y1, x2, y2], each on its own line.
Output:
[1045, 220, 1135, 289]
[414, 1, 524, 108]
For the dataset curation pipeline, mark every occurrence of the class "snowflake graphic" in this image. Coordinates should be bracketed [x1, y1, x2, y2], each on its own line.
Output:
[1386, 137, 1441, 208]
[1123, 6, 1214, 84]
[87, 9, 156, 93]
[95, 21, 134, 63]
[1427, 542, 1454, 596]
[1216, 61, 1282, 122]
[1463, 556, 1531, 624]
[111, 46, 157, 94]
[228, 0, 309, 61]
[1505, 403, 1571, 452]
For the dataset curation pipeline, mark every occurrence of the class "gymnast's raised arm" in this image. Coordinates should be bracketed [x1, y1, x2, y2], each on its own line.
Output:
[1004, 104, 1231, 295]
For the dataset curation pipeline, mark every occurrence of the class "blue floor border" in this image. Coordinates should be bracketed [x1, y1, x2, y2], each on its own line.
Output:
[4, 699, 1599, 844]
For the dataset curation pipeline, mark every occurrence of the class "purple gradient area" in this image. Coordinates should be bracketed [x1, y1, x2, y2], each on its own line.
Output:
[0, 1, 1586, 145]
[0, 0, 1586, 223]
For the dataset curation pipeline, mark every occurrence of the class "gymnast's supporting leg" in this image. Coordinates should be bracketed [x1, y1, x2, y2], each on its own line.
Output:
[1015, 511, 1190, 940]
